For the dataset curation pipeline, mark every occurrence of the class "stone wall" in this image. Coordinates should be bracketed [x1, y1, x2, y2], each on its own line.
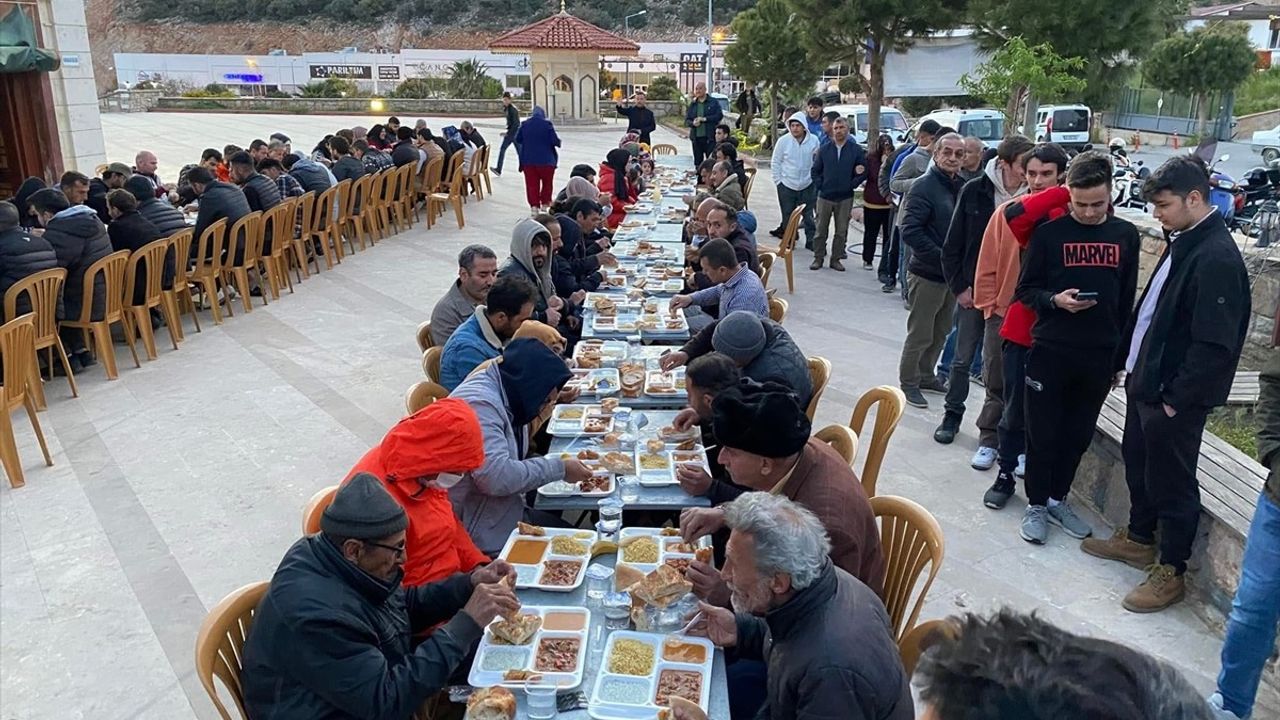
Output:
[151, 96, 685, 121]
[1116, 207, 1278, 371]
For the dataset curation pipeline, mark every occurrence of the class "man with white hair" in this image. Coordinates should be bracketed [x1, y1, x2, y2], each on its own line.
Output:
[689, 493, 912, 720]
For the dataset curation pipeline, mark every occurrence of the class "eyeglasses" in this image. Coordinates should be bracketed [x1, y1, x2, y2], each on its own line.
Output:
[364, 540, 407, 559]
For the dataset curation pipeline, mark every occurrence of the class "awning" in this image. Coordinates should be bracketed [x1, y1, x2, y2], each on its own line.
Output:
[0, 6, 59, 74]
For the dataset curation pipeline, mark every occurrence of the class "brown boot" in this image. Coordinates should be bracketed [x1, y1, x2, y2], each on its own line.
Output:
[810, 256, 824, 271]
[1080, 528, 1156, 569]
[830, 258, 846, 272]
[1122, 564, 1185, 613]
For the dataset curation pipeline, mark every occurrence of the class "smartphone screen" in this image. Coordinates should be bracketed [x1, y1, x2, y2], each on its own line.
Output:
[1075, 291, 1099, 301]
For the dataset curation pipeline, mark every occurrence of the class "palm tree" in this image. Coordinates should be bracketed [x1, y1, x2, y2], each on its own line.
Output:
[449, 59, 497, 99]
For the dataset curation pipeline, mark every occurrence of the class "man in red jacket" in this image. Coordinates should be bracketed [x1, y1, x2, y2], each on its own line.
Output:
[345, 397, 492, 587]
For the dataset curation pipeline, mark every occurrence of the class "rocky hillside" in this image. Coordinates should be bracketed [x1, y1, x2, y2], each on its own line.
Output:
[92, 0, 745, 93]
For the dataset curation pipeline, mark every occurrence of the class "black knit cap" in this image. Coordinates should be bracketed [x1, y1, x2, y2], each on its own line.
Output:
[711, 379, 811, 458]
[321, 473, 408, 540]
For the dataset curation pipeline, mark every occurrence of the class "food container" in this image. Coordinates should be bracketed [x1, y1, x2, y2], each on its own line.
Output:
[537, 472, 615, 498]
[634, 444, 711, 487]
[588, 631, 714, 719]
[549, 404, 618, 437]
[573, 339, 630, 369]
[613, 528, 710, 584]
[566, 368, 621, 397]
[498, 527, 597, 591]
[644, 369, 687, 398]
[467, 605, 591, 691]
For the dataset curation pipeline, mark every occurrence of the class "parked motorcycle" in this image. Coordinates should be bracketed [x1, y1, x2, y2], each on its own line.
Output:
[1231, 159, 1280, 244]
[1207, 155, 1238, 225]
[1111, 159, 1149, 209]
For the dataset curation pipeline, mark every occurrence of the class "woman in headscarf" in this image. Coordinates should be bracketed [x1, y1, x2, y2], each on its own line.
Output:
[344, 398, 489, 587]
[12, 177, 47, 229]
[597, 148, 637, 229]
[514, 107, 562, 215]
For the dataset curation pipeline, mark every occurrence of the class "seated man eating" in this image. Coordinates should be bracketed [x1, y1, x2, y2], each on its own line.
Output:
[240, 474, 519, 719]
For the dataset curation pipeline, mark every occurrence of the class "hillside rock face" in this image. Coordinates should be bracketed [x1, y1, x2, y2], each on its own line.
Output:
[87, 0, 706, 94]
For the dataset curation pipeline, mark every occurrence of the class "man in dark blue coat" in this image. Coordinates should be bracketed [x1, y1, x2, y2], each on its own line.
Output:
[241, 474, 520, 720]
[686, 82, 724, 165]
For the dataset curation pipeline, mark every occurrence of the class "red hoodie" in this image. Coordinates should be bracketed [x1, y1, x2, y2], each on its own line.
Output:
[597, 164, 637, 229]
[345, 398, 489, 587]
[999, 186, 1070, 347]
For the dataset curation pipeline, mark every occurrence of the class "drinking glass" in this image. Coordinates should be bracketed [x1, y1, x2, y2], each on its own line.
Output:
[619, 475, 641, 504]
[585, 564, 613, 606]
[596, 498, 623, 539]
[525, 680, 557, 720]
[602, 592, 632, 629]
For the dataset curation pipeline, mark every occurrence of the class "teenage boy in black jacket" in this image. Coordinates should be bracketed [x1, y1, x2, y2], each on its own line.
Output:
[1082, 156, 1251, 614]
[1014, 151, 1139, 547]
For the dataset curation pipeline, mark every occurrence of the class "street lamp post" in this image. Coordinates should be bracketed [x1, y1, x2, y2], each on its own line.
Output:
[624, 9, 647, 96]
[706, 0, 713, 90]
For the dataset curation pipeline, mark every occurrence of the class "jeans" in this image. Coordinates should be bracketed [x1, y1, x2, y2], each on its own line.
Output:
[937, 309, 983, 379]
[899, 273, 955, 388]
[776, 183, 815, 245]
[1217, 491, 1280, 719]
[877, 212, 899, 283]
[1123, 388, 1210, 574]
[494, 135, 519, 172]
[813, 196, 854, 261]
[997, 341, 1028, 474]
[862, 206, 892, 265]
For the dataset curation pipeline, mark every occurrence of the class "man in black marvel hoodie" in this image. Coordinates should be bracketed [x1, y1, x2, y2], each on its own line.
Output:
[1014, 151, 1139, 547]
[1082, 156, 1251, 614]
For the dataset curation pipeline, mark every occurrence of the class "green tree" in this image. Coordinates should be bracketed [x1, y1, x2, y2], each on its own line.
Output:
[960, 37, 1086, 130]
[725, 0, 823, 143]
[1236, 67, 1280, 116]
[967, 0, 1186, 109]
[899, 95, 985, 118]
[391, 77, 442, 99]
[786, 0, 967, 140]
[1144, 24, 1259, 135]
[645, 75, 682, 102]
[448, 59, 503, 99]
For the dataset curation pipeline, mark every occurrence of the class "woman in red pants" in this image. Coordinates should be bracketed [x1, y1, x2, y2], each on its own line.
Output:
[515, 106, 561, 215]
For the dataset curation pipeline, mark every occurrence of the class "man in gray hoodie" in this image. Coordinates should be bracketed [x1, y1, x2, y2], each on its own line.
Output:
[448, 338, 594, 555]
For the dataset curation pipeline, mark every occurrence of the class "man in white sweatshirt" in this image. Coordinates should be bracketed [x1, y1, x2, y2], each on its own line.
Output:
[770, 112, 820, 249]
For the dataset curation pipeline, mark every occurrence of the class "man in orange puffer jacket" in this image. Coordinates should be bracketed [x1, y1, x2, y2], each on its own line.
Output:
[972, 143, 1071, 510]
[346, 398, 490, 587]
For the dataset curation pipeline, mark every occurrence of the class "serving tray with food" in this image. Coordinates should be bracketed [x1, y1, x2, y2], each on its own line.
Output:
[573, 339, 630, 369]
[549, 404, 618, 437]
[497, 523, 597, 591]
[633, 438, 711, 487]
[613, 527, 713, 591]
[644, 369, 687, 397]
[467, 605, 591, 691]
[588, 631, 715, 720]
[622, 202, 655, 214]
[566, 368, 620, 397]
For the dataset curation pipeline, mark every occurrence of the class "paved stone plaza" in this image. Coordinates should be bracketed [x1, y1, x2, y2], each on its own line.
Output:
[0, 111, 1271, 719]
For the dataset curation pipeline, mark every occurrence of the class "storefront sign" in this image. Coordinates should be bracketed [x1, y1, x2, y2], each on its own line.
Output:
[224, 72, 264, 83]
[377, 65, 401, 80]
[679, 53, 705, 73]
[309, 64, 372, 79]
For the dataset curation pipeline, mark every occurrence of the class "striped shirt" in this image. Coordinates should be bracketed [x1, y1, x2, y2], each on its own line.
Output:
[275, 172, 304, 198]
[688, 263, 769, 319]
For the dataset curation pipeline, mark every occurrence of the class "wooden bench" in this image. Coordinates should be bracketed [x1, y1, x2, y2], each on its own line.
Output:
[1096, 389, 1266, 539]
[1228, 371, 1262, 406]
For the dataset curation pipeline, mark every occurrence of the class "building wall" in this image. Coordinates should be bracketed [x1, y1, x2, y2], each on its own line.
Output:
[39, 0, 106, 172]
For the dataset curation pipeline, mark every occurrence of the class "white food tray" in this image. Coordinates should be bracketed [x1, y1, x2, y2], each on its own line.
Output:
[497, 527, 597, 591]
[588, 631, 714, 719]
[468, 605, 590, 691]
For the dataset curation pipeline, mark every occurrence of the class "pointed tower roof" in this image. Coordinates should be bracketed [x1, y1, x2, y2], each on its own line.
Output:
[489, 10, 640, 52]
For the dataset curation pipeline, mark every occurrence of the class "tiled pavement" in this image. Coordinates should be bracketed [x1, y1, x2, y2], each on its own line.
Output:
[0, 111, 1272, 719]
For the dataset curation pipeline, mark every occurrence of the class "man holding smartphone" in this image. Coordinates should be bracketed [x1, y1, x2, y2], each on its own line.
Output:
[1014, 151, 1140, 545]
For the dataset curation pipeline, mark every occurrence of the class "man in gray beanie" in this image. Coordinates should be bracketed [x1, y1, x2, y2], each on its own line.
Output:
[661, 310, 813, 407]
[241, 473, 520, 719]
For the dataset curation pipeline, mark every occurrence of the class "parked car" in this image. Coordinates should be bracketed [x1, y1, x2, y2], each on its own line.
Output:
[823, 104, 911, 145]
[914, 108, 1006, 148]
[1252, 123, 1280, 163]
[1033, 104, 1092, 151]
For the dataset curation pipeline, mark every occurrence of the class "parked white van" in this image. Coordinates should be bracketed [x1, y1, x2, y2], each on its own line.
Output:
[915, 108, 1006, 148]
[825, 104, 911, 145]
[1034, 104, 1092, 151]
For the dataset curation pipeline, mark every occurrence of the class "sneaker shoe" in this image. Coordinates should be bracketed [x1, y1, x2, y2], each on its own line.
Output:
[1207, 692, 1247, 720]
[1015, 454, 1026, 478]
[830, 259, 846, 272]
[863, 261, 874, 270]
[970, 371, 984, 387]
[983, 471, 1016, 509]
[1048, 501, 1093, 539]
[902, 386, 928, 409]
[1020, 505, 1049, 544]
[490, 167, 502, 176]
[920, 377, 948, 395]
[933, 415, 960, 444]
[810, 257, 824, 270]
[1123, 563, 1185, 613]
[881, 281, 896, 294]
[971, 446, 997, 470]
[1080, 528, 1157, 569]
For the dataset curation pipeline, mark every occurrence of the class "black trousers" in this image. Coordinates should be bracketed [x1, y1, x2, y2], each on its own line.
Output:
[1023, 345, 1114, 505]
[691, 136, 713, 166]
[862, 206, 892, 265]
[997, 341, 1028, 474]
[1123, 390, 1209, 574]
